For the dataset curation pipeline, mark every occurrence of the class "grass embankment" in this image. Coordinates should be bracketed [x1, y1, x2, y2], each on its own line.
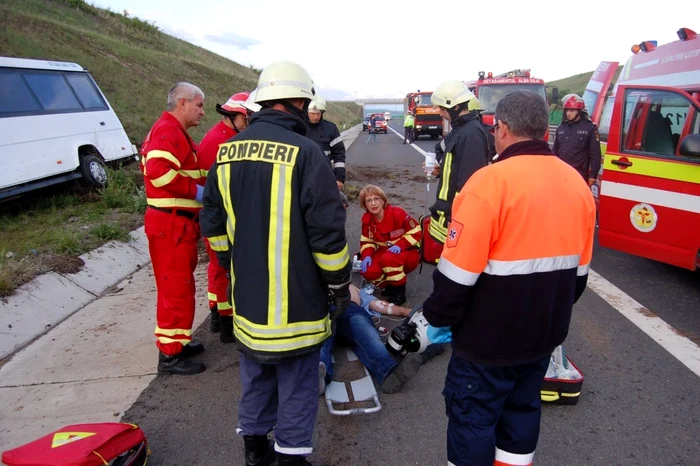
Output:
[546, 66, 623, 123]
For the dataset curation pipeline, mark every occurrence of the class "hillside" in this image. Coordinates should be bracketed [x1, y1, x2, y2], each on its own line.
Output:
[546, 66, 624, 104]
[0, 0, 362, 144]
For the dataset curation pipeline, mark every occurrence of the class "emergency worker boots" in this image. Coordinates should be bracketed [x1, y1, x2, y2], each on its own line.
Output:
[209, 306, 221, 332]
[157, 341, 205, 375]
[386, 284, 407, 306]
[220, 315, 236, 343]
[244, 435, 276, 466]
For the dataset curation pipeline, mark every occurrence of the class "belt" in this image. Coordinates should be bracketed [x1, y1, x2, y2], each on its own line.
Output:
[148, 205, 198, 220]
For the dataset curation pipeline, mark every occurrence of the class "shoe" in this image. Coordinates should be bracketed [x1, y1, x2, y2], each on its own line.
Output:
[180, 340, 204, 358]
[389, 284, 406, 306]
[157, 352, 205, 375]
[277, 453, 312, 466]
[381, 352, 422, 394]
[380, 286, 395, 298]
[219, 315, 236, 343]
[244, 435, 276, 466]
[319, 362, 327, 396]
[209, 306, 221, 333]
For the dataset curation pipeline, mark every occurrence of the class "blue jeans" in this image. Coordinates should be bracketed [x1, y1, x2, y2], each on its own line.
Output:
[366, 131, 378, 143]
[442, 354, 550, 466]
[320, 302, 396, 385]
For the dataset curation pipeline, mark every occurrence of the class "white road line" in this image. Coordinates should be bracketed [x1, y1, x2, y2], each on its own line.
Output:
[587, 270, 700, 377]
[387, 125, 428, 155]
[393, 127, 700, 378]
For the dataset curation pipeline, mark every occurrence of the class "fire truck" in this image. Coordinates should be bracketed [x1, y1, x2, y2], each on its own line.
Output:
[584, 27, 700, 270]
[443, 69, 550, 136]
[405, 91, 443, 139]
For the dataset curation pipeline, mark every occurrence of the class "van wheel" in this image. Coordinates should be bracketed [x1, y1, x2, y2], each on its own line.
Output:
[80, 154, 108, 189]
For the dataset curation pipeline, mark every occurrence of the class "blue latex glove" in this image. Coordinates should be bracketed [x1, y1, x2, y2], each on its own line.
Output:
[195, 185, 205, 203]
[388, 245, 402, 254]
[427, 325, 452, 344]
[361, 256, 372, 273]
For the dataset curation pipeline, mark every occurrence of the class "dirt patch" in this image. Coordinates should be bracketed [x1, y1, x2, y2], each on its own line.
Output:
[40, 254, 85, 275]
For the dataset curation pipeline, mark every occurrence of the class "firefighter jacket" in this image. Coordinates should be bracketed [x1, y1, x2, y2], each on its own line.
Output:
[553, 117, 602, 181]
[306, 118, 346, 183]
[200, 109, 351, 363]
[404, 115, 414, 127]
[429, 112, 489, 243]
[198, 120, 237, 175]
[140, 112, 205, 213]
[423, 139, 596, 366]
[360, 205, 422, 258]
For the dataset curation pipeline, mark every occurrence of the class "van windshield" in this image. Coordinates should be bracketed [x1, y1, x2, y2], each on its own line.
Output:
[478, 84, 547, 113]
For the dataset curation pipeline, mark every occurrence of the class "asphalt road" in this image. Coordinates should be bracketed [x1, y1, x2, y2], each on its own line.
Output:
[123, 120, 700, 466]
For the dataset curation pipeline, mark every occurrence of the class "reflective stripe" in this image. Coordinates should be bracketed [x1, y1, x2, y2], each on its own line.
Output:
[402, 225, 421, 245]
[207, 291, 217, 301]
[386, 272, 406, 282]
[360, 235, 373, 242]
[577, 264, 590, 276]
[484, 255, 580, 276]
[324, 150, 331, 156]
[330, 136, 343, 147]
[179, 169, 204, 179]
[603, 151, 700, 185]
[151, 169, 178, 188]
[157, 336, 191, 345]
[360, 243, 376, 252]
[146, 150, 181, 168]
[217, 301, 233, 311]
[313, 244, 350, 272]
[154, 326, 192, 337]
[438, 152, 452, 200]
[218, 164, 236, 312]
[382, 266, 403, 273]
[437, 257, 480, 286]
[429, 214, 448, 243]
[440, 139, 446, 152]
[234, 321, 330, 352]
[333, 162, 346, 168]
[207, 235, 228, 252]
[257, 79, 313, 92]
[274, 442, 313, 456]
[268, 164, 292, 327]
[147, 198, 202, 208]
[234, 314, 328, 337]
[601, 180, 700, 214]
[494, 448, 534, 466]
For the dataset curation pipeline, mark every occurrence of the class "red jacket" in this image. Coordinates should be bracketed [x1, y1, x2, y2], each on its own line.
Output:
[360, 205, 421, 258]
[140, 112, 205, 212]
[198, 120, 237, 173]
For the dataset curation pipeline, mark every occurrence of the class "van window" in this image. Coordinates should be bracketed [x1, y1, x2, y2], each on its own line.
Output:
[598, 97, 615, 141]
[0, 71, 42, 115]
[622, 89, 695, 157]
[66, 74, 107, 110]
[23, 73, 83, 111]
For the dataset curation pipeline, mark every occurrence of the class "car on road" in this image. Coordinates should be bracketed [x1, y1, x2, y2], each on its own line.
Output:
[362, 116, 371, 131]
[369, 114, 388, 134]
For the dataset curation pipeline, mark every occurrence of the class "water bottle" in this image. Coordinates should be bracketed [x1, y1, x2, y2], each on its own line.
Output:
[352, 254, 362, 272]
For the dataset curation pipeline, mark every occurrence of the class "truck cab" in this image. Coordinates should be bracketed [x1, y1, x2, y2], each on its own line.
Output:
[406, 91, 443, 140]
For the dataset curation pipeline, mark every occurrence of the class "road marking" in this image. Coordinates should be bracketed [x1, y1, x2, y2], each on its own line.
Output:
[387, 125, 427, 155]
[587, 269, 700, 377]
[392, 125, 700, 378]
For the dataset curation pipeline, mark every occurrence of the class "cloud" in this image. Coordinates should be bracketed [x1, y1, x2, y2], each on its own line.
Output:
[316, 87, 356, 101]
[203, 32, 261, 50]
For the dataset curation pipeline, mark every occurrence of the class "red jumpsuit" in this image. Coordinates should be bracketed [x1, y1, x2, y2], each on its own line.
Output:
[141, 112, 205, 356]
[197, 121, 237, 317]
[360, 205, 422, 287]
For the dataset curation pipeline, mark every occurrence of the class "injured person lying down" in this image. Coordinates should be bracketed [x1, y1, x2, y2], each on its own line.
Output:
[319, 284, 446, 395]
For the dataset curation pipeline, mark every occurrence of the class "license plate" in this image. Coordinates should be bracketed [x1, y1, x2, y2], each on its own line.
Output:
[429, 126, 437, 129]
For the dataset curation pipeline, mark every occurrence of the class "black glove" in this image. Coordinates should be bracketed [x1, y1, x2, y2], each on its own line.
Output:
[328, 283, 351, 320]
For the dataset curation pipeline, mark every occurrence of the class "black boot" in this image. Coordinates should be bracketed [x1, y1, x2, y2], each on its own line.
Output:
[277, 453, 312, 466]
[244, 435, 276, 466]
[389, 284, 406, 305]
[380, 286, 395, 298]
[157, 352, 205, 375]
[220, 315, 236, 343]
[209, 306, 221, 333]
[180, 340, 204, 358]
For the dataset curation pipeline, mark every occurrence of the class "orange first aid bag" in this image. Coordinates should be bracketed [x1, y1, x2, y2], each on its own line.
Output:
[2, 422, 148, 466]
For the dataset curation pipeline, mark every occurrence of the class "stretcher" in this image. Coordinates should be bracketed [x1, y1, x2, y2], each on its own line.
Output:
[324, 347, 382, 416]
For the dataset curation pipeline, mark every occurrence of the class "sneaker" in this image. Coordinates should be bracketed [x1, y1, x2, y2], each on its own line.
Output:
[318, 362, 327, 396]
[380, 353, 422, 394]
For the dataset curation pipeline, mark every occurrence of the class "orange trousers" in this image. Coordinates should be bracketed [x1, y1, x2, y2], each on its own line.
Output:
[204, 238, 233, 316]
[361, 247, 420, 287]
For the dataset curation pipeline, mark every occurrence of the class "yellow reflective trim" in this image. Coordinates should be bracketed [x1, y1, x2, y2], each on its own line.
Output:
[603, 154, 700, 184]
[404, 235, 419, 246]
[233, 314, 328, 333]
[268, 165, 281, 326]
[207, 291, 217, 301]
[540, 390, 560, 401]
[382, 266, 403, 273]
[561, 392, 581, 397]
[405, 225, 421, 236]
[360, 243, 376, 252]
[147, 198, 202, 208]
[233, 321, 331, 352]
[154, 326, 191, 337]
[218, 164, 236, 310]
[313, 244, 350, 272]
[178, 169, 204, 179]
[360, 235, 373, 242]
[438, 152, 452, 200]
[150, 169, 178, 188]
[386, 272, 406, 282]
[217, 301, 233, 311]
[157, 336, 191, 345]
[281, 163, 292, 326]
[147, 150, 181, 168]
[207, 235, 228, 252]
[217, 140, 299, 167]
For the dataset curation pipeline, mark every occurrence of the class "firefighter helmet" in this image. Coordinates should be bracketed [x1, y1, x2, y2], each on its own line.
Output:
[308, 96, 327, 112]
[242, 89, 262, 113]
[467, 97, 484, 112]
[431, 80, 475, 109]
[562, 94, 585, 110]
[254, 61, 315, 103]
[216, 91, 250, 116]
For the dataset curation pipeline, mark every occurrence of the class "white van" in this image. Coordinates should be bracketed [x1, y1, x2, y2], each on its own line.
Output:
[0, 57, 138, 200]
[384, 111, 391, 121]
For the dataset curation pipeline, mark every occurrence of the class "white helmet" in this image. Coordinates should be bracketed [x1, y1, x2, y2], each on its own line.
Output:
[242, 89, 262, 113]
[308, 96, 327, 112]
[431, 80, 475, 109]
[254, 61, 315, 103]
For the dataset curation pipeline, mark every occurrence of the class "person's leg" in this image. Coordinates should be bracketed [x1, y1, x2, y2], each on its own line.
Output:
[319, 327, 336, 393]
[204, 238, 221, 332]
[360, 251, 386, 287]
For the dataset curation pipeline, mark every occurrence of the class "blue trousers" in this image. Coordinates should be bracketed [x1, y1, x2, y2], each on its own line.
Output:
[366, 131, 378, 143]
[320, 302, 396, 385]
[237, 349, 321, 456]
[443, 354, 550, 466]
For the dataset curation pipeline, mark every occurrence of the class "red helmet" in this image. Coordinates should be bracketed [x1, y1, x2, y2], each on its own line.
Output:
[562, 94, 585, 110]
[216, 91, 250, 116]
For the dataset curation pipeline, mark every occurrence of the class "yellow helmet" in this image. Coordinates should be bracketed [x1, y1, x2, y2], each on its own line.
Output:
[308, 96, 327, 112]
[254, 61, 315, 103]
[467, 97, 484, 112]
[431, 80, 475, 109]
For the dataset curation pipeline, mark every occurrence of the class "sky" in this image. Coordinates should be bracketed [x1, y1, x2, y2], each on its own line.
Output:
[93, 0, 696, 100]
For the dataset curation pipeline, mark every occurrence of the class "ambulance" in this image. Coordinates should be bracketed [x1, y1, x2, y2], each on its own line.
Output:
[586, 27, 700, 270]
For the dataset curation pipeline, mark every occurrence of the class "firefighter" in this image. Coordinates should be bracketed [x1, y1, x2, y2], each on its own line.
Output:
[197, 91, 252, 343]
[423, 90, 595, 466]
[403, 111, 415, 144]
[468, 97, 497, 160]
[200, 60, 351, 466]
[140, 82, 207, 376]
[306, 96, 346, 189]
[552, 94, 602, 186]
[358, 184, 421, 305]
[428, 80, 489, 248]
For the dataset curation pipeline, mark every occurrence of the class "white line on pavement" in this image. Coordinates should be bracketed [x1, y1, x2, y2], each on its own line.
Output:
[388, 125, 427, 155]
[395, 127, 700, 378]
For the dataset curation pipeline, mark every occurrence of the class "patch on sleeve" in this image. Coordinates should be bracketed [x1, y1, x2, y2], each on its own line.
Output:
[445, 220, 464, 248]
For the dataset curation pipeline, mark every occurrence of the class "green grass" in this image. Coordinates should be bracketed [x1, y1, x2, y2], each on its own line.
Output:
[546, 66, 624, 106]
